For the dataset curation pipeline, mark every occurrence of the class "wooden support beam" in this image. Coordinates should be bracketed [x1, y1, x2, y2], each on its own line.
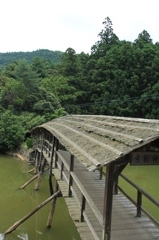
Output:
[60, 162, 64, 180]
[102, 162, 115, 240]
[99, 167, 103, 180]
[4, 191, 61, 235]
[34, 151, 39, 174]
[49, 136, 55, 196]
[68, 154, 74, 197]
[80, 194, 86, 222]
[137, 190, 142, 217]
[47, 182, 59, 228]
[20, 174, 38, 189]
[27, 167, 35, 173]
[55, 138, 59, 168]
[35, 158, 46, 190]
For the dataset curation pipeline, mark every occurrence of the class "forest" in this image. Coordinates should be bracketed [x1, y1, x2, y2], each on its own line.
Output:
[0, 49, 63, 69]
[1, 17, 159, 151]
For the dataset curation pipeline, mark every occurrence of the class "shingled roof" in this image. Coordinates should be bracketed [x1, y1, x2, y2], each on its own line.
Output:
[33, 115, 159, 170]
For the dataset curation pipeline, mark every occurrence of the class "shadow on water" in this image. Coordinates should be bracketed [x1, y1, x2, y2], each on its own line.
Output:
[0, 154, 81, 240]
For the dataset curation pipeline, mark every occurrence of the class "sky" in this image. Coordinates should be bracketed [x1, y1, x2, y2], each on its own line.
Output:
[0, 0, 159, 54]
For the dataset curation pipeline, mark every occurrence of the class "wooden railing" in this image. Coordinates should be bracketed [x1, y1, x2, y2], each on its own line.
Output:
[118, 173, 159, 227]
[39, 138, 102, 240]
[55, 150, 103, 240]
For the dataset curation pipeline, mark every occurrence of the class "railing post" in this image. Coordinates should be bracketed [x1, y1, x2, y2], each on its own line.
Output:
[48, 136, 55, 196]
[113, 176, 118, 195]
[137, 190, 142, 217]
[68, 154, 74, 197]
[48, 132, 51, 158]
[55, 138, 59, 168]
[60, 162, 64, 180]
[80, 194, 86, 222]
[39, 130, 44, 167]
[99, 167, 103, 180]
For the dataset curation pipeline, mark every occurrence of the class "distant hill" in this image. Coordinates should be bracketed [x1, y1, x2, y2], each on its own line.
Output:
[0, 49, 63, 69]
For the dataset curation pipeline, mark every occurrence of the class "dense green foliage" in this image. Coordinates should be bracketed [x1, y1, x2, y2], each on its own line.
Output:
[0, 49, 63, 69]
[1, 16, 159, 151]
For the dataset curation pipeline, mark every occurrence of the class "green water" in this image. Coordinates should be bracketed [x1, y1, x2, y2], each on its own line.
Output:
[0, 154, 81, 240]
[0, 156, 158, 240]
[119, 164, 159, 222]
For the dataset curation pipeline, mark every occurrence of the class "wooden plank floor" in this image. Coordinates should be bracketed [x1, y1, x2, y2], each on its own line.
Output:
[50, 150, 159, 240]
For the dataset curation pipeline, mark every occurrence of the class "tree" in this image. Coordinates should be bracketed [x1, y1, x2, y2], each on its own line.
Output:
[0, 78, 26, 113]
[91, 17, 119, 57]
[13, 60, 39, 91]
[0, 111, 25, 151]
[60, 48, 80, 77]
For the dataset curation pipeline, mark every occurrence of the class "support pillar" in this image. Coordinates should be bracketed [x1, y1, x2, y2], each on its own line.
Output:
[35, 157, 46, 190]
[102, 162, 115, 240]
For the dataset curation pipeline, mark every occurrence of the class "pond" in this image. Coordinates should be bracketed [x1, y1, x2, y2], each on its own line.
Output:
[119, 163, 159, 222]
[0, 154, 81, 240]
[0, 155, 158, 240]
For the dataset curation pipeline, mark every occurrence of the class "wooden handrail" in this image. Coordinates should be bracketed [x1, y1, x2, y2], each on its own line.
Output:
[120, 174, 159, 207]
[119, 173, 159, 227]
[55, 151, 103, 226]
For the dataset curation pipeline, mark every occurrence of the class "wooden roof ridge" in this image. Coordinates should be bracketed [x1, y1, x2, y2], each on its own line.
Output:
[62, 119, 143, 143]
[67, 115, 159, 132]
[73, 114, 159, 124]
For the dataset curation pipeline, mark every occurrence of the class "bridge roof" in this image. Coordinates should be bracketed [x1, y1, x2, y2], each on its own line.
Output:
[33, 115, 159, 170]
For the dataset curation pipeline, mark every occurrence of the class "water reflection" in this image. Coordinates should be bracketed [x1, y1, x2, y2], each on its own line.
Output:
[0, 233, 28, 240]
[0, 234, 4, 240]
[17, 233, 28, 240]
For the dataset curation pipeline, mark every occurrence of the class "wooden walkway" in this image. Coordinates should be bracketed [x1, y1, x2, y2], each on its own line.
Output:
[43, 149, 159, 240]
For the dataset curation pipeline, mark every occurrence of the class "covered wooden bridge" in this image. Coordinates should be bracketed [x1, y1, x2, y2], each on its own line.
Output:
[31, 115, 159, 240]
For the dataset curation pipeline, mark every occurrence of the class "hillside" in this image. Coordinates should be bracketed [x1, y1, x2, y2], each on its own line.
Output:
[0, 49, 63, 69]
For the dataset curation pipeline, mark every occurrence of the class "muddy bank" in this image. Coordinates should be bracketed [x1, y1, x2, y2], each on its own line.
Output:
[7, 145, 31, 162]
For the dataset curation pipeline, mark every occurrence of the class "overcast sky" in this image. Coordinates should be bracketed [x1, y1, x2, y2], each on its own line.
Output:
[0, 0, 158, 54]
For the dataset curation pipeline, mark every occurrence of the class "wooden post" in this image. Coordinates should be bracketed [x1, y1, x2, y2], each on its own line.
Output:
[60, 162, 64, 180]
[34, 151, 39, 174]
[5, 191, 60, 235]
[47, 182, 59, 228]
[20, 174, 38, 189]
[48, 132, 51, 158]
[113, 176, 118, 195]
[49, 136, 55, 196]
[68, 154, 74, 197]
[37, 129, 45, 173]
[54, 138, 59, 168]
[80, 194, 86, 222]
[35, 157, 46, 190]
[28, 167, 35, 173]
[99, 167, 103, 180]
[137, 190, 142, 217]
[102, 162, 115, 240]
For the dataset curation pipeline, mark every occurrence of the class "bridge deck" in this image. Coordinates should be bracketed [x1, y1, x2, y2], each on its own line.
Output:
[49, 150, 159, 240]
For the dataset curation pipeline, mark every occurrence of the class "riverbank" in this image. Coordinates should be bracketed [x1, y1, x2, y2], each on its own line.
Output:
[6, 144, 30, 162]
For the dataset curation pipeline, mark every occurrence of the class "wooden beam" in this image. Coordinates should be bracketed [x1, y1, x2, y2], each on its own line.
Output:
[20, 174, 38, 189]
[5, 191, 61, 235]
[68, 154, 74, 197]
[47, 182, 59, 228]
[49, 136, 55, 196]
[35, 157, 46, 190]
[102, 162, 115, 240]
